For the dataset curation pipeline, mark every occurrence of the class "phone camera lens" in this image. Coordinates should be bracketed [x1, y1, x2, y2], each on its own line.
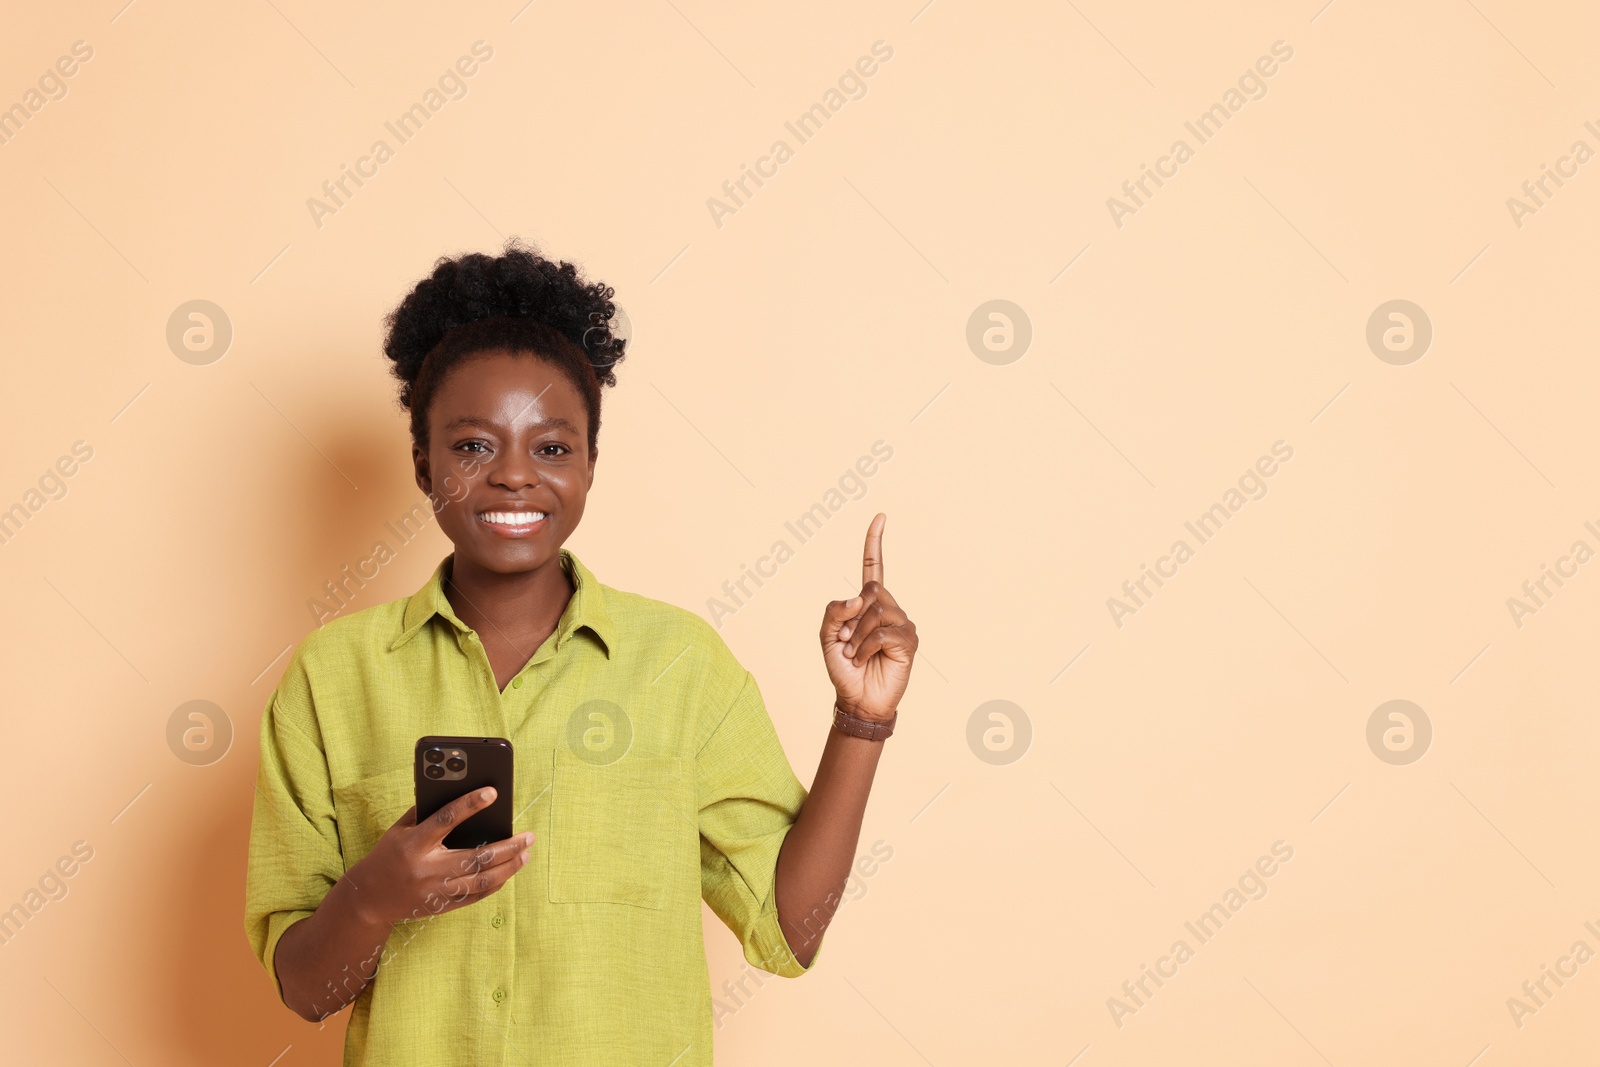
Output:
[444, 756, 466, 772]
[424, 764, 444, 779]
[424, 748, 444, 764]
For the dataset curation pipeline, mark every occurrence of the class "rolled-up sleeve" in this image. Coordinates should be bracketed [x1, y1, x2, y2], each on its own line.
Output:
[695, 668, 823, 978]
[244, 659, 344, 1002]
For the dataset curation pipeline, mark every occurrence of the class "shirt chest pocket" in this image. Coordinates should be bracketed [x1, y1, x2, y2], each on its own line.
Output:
[547, 748, 692, 910]
[332, 766, 414, 870]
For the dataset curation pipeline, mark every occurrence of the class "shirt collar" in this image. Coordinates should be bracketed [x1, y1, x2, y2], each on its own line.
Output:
[392, 547, 615, 658]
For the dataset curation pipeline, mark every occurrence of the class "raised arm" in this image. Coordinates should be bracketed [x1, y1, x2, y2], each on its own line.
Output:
[775, 513, 917, 966]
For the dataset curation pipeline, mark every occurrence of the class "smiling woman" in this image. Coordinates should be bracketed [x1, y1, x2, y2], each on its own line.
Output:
[243, 238, 919, 1067]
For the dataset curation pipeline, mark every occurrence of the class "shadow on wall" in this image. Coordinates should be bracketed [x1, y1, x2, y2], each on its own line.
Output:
[155, 400, 419, 1063]
[160, 776, 349, 1063]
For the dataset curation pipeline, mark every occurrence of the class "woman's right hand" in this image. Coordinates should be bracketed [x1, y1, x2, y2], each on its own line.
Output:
[346, 786, 533, 927]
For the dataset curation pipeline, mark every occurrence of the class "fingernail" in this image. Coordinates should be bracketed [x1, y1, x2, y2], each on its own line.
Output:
[480, 788, 494, 801]
[522, 848, 532, 863]
[840, 625, 851, 639]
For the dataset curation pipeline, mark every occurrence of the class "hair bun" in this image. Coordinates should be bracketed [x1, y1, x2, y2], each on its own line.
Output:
[382, 237, 627, 394]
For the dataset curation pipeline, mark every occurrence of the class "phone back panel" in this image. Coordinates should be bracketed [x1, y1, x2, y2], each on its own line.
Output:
[414, 736, 514, 850]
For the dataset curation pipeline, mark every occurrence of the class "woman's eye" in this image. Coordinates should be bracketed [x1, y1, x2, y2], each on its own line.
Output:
[457, 441, 489, 454]
[538, 444, 569, 456]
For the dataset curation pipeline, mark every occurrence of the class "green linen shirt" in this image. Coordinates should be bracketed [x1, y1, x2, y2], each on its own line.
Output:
[244, 547, 822, 1066]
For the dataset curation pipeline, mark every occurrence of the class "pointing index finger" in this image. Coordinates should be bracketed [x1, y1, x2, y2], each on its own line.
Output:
[862, 512, 886, 588]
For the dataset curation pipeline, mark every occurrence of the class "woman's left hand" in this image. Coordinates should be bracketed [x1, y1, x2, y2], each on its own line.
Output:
[821, 513, 917, 723]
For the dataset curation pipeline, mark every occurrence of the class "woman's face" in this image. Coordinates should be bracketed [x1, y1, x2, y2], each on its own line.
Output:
[413, 349, 595, 576]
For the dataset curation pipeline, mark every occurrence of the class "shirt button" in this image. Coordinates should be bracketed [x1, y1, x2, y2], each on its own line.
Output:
[511, 677, 523, 689]
[491, 988, 506, 1003]
[491, 914, 504, 928]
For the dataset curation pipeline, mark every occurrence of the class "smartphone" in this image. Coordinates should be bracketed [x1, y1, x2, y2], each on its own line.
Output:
[414, 736, 514, 850]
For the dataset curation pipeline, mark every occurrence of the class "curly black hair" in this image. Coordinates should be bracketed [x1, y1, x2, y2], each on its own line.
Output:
[381, 239, 627, 455]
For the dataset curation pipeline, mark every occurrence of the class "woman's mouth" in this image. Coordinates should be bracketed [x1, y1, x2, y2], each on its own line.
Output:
[476, 510, 549, 536]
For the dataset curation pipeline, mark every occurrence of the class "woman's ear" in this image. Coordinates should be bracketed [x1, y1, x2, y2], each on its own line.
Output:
[413, 443, 432, 496]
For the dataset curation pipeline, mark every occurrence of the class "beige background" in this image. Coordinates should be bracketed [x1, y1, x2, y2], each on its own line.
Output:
[2, 0, 1598, 1063]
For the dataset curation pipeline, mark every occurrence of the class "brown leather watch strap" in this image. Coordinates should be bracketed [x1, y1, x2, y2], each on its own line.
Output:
[833, 704, 897, 741]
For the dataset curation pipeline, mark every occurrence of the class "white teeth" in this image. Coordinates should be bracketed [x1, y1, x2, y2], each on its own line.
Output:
[480, 511, 546, 526]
